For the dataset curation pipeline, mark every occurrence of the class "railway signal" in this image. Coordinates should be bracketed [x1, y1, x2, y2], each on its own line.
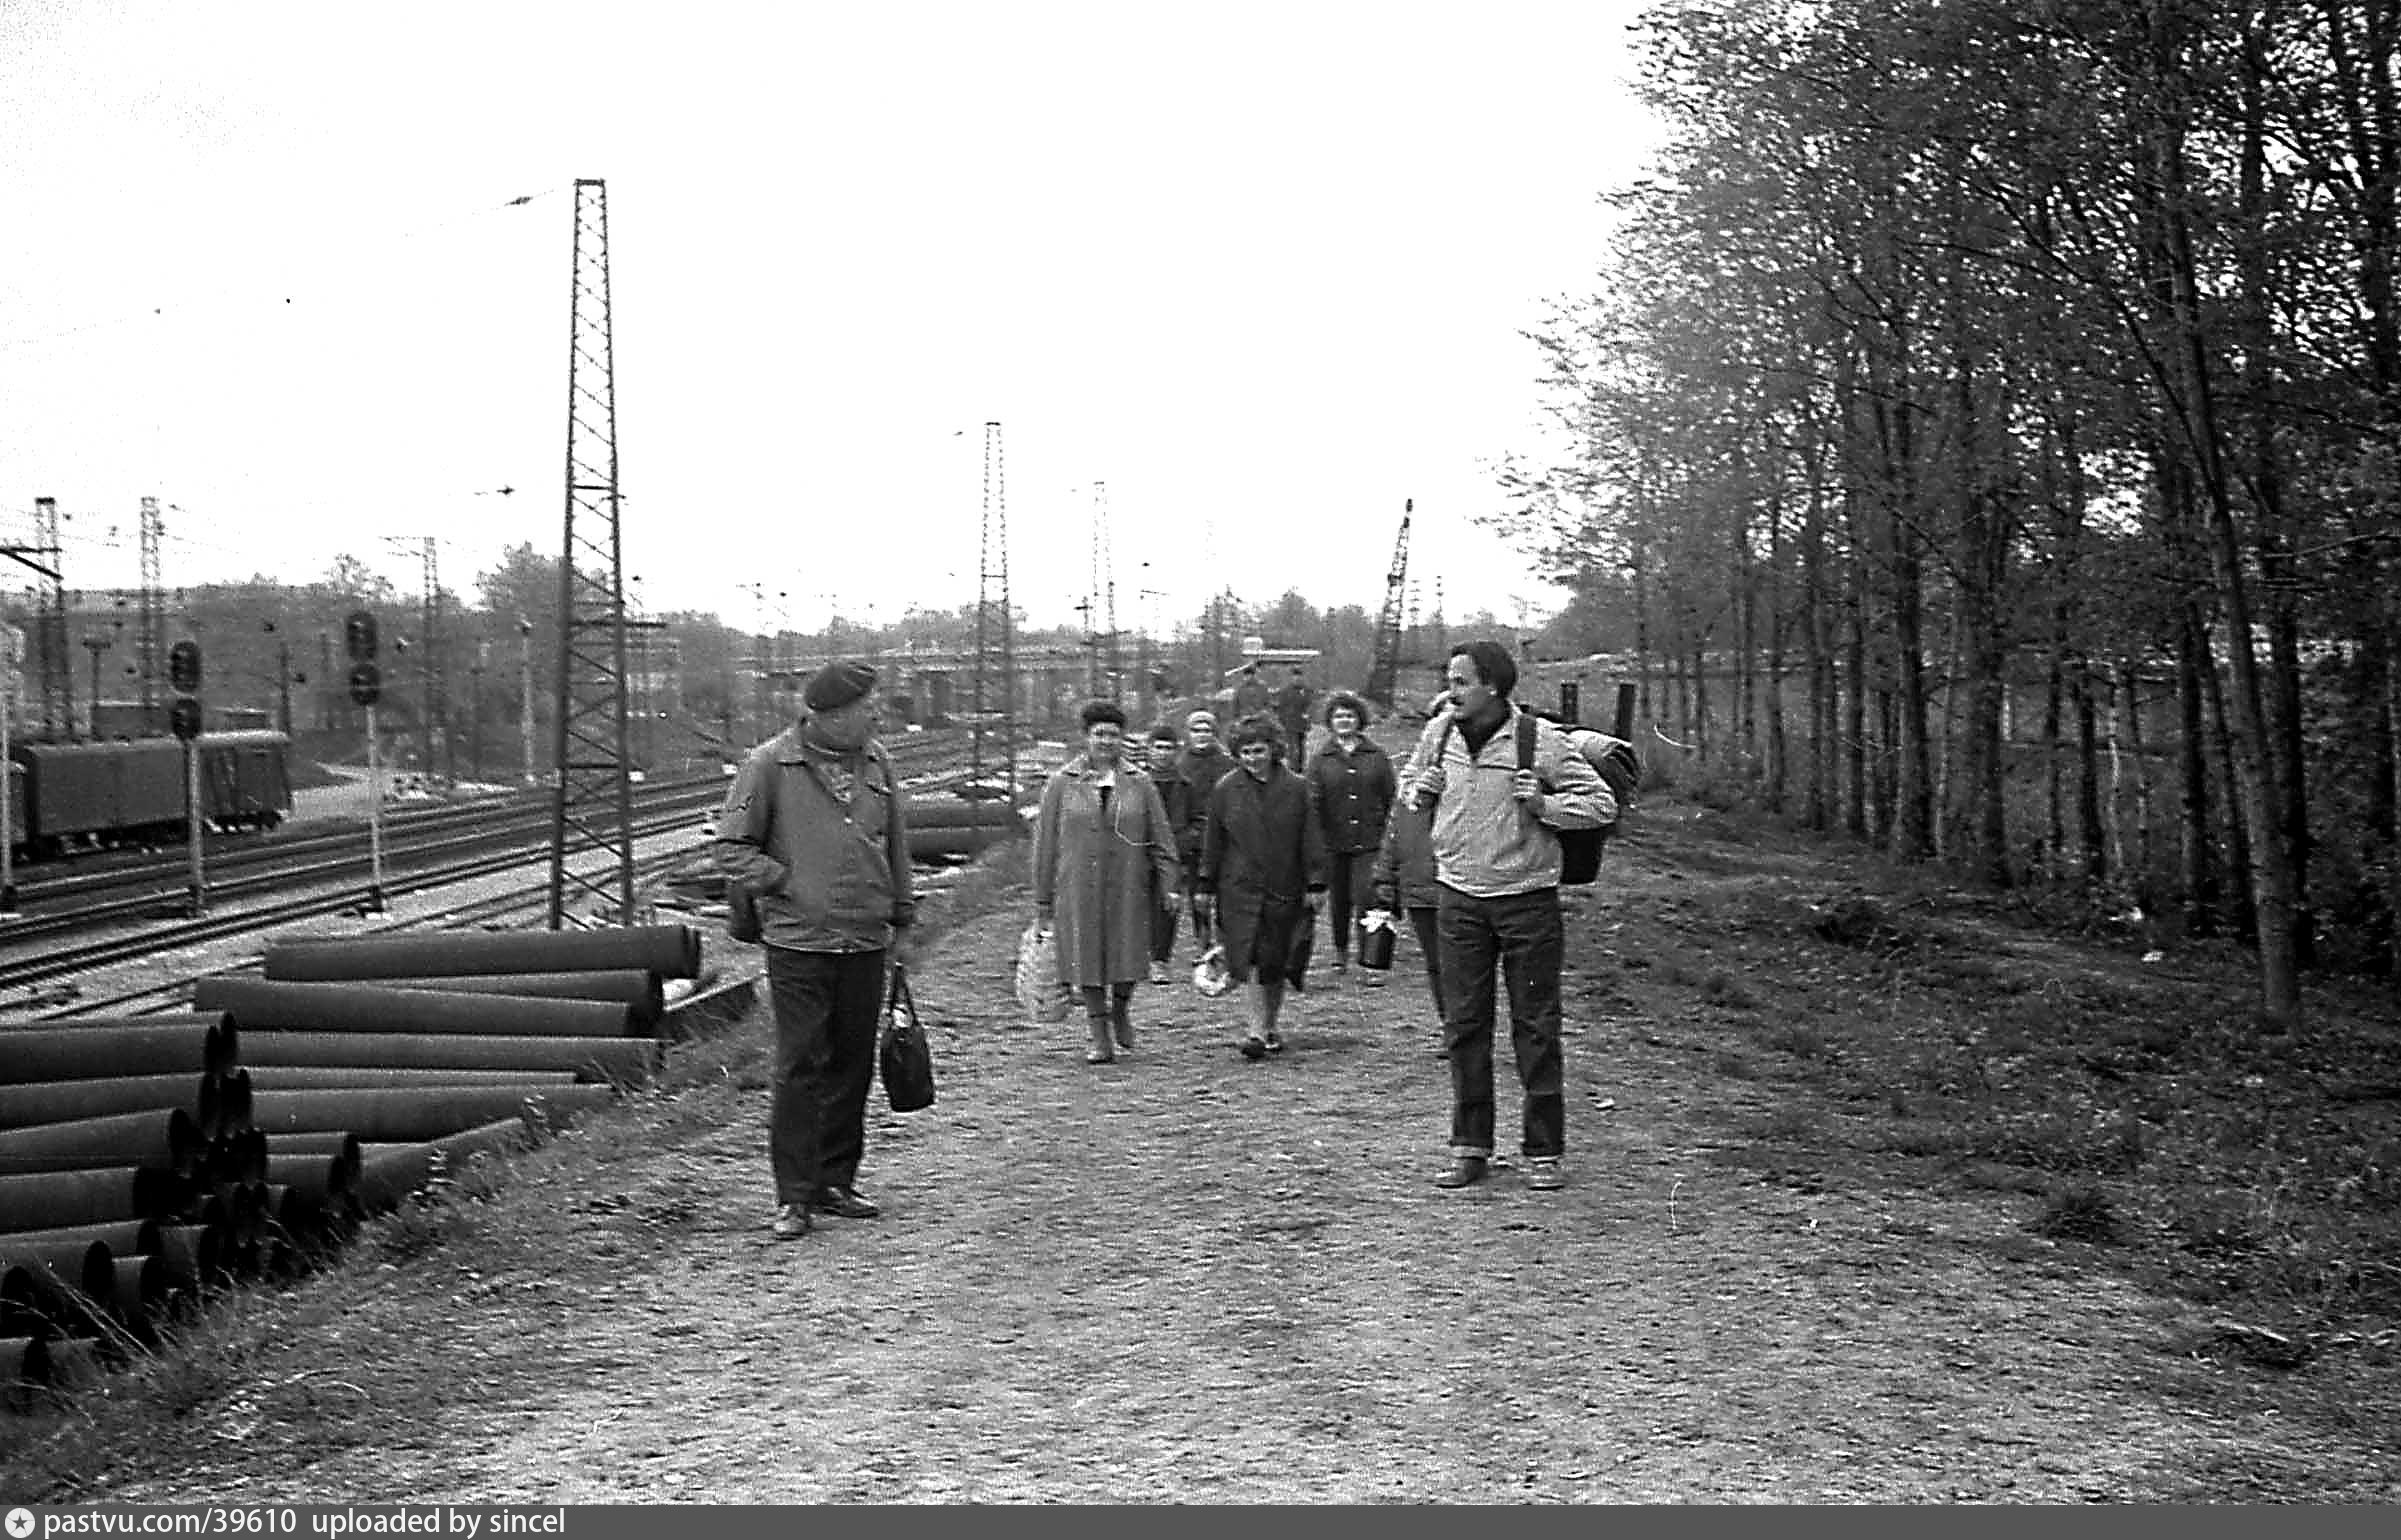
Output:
[348, 662, 382, 707]
[345, 611, 379, 663]
[166, 639, 206, 915]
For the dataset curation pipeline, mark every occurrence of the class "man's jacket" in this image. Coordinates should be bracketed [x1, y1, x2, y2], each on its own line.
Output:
[713, 724, 914, 952]
[1400, 703, 1611, 898]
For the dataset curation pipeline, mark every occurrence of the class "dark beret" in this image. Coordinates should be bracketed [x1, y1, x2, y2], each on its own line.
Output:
[804, 660, 878, 712]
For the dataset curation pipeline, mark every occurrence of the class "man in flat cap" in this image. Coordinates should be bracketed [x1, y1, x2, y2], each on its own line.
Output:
[714, 658, 915, 1241]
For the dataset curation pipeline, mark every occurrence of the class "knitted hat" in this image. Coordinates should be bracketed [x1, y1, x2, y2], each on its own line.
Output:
[804, 659, 877, 712]
[1185, 709, 1218, 730]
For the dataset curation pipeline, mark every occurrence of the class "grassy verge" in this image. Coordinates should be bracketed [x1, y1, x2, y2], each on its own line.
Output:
[0, 835, 1036, 1499]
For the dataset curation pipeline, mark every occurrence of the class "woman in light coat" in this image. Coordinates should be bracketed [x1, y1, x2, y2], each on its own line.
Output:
[1033, 699, 1184, 1064]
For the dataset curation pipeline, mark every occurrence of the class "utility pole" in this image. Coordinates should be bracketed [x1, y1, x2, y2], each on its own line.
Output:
[547, 177, 637, 927]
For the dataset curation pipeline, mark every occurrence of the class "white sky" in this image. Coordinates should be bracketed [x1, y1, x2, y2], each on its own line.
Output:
[0, 0, 1661, 637]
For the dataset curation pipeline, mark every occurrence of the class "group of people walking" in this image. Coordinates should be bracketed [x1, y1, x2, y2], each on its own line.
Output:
[1027, 640, 1617, 1192]
[715, 639, 1618, 1242]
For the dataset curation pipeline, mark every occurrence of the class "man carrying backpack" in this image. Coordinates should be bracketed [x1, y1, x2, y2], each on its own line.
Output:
[1401, 640, 1613, 1195]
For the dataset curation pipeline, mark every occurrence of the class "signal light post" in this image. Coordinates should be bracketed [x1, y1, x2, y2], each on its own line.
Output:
[168, 639, 206, 916]
[346, 610, 387, 914]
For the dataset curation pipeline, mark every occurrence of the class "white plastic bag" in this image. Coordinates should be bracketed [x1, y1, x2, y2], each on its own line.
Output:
[1014, 921, 1072, 1023]
[1192, 943, 1234, 999]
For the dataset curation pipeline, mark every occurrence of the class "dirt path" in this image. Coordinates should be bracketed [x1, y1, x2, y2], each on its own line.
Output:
[58, 810, 2401, 1503]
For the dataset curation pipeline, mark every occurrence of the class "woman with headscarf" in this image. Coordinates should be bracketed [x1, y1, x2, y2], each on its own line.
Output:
[1194, 714, 1328, 1060]
[1033, 700, 1184, 1064]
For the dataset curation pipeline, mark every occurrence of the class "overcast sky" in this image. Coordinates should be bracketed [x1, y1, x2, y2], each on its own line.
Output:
[0, 0, 1661, 639]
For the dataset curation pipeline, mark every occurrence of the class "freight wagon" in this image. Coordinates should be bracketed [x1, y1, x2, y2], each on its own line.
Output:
[4, 731, 293, 859]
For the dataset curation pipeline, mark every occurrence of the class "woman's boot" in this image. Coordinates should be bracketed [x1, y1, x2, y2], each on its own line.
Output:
[1086, 1014, 1116, 1064]
[1111, 986, 1136, 1051]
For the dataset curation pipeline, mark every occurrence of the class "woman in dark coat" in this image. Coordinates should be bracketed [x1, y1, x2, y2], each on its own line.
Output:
[1195, 714, 1328, 1060]
[1033, 700, 1184, 1064]
[1305, 690, 1397, 975]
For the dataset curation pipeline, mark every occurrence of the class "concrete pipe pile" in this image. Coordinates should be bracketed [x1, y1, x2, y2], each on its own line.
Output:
[262, 1149, 361, 1218]
[245, 1083, 616, 1144]
[3, 1333, 109, 1409]
[206, 1128, 269, 1186]
[0, 1220, 228, 1298]
[253, 1182, 339, 1260]
[0, 1258, 117, 1345]
[96, 1251, 181, 1345]
[196, 977, 642, 1040]
[0, 1017, 238, 1084]
[151, 1222, 237, 1289]
[237, 1067, 580, 1091]
[903, 801, 1021, 832]
[363, 970, 665, 1030]
[0, 1070, 233, 1133]
[351, 1114, 540, 1215]
[0, 1109, 210, 1180]
[906, 826, 1014, 859]
[0, 1166, 189, 1235]
[262, 923, 702, 983]
[0, 1239, 109, 1293]
[232, 1030, 661, 1086]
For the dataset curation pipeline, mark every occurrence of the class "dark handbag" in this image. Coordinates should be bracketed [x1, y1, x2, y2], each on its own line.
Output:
[1356, 912, 1397, 971]
[878, 963, 936, 1113]
[725, 879, 763, 945]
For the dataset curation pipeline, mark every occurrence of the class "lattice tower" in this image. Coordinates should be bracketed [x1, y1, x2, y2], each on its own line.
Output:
[545, 178, 636, 928]
[1366, 498, 1412, 710]
[137, 497, 162, 713]
[1092, 481, 1120, 701]
[33, 497, 68, 736]
[385, 535, 442, 778]
[972, 422, 1016, 805]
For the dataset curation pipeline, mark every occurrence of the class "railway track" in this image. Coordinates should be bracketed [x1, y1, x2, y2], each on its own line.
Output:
[0, 727, 999, 1006]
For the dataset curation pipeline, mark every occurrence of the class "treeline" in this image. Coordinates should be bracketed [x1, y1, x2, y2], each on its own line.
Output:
[39, 547, 1492, 774]
[1498, 0, 2401, 1020]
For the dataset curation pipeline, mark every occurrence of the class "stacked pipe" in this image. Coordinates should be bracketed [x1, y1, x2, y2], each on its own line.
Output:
[0, 924, 706, 1407]
[0, 1013, 245, 1398]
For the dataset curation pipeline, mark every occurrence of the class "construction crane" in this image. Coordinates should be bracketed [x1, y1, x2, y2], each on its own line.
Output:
[1364, 498, 1412, 711]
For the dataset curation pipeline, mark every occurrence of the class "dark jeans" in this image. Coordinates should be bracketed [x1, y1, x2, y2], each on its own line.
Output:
[765, 944, 887, 1205]
[1436, 884, 1565, 1161]
[1326, 851, 1373, 957]
[1407, 905, 1445, 1021]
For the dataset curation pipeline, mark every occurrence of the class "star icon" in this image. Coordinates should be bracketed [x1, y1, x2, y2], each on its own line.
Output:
[7, 1508, 37, 1538]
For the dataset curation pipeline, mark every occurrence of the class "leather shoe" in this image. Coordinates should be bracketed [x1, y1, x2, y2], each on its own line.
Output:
[1432, 1156, 1489, 1190]
[772, 1202, 812, 1240]
[811, 1186, 881, 1220]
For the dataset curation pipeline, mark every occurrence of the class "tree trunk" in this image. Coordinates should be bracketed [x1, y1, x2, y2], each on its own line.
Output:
[2075, 653, 2107, 889]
